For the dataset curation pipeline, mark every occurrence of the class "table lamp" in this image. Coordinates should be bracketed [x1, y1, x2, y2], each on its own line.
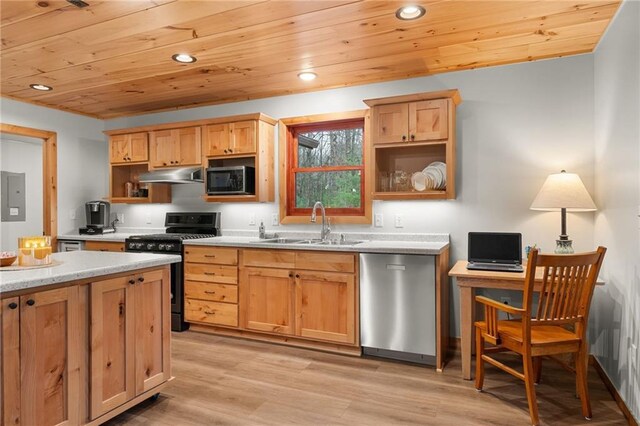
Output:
[530, 170, 596, 254]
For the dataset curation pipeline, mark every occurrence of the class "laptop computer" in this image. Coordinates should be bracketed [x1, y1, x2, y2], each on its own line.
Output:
[467, 232, 524, 272]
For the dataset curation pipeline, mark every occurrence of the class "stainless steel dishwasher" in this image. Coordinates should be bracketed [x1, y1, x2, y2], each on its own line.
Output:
[360, 253, 436, 365]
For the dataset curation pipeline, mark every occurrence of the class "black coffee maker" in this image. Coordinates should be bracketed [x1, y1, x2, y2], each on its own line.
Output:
[79, 201, 115, 235]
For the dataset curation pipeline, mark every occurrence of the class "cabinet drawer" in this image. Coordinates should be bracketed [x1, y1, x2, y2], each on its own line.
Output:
[184, 281, 238, 303]
[185, 299, 238, 327]
[242, 249, 295, 269]
[295, 251, 355, 273]
[184, 246, 238, 265]
[84, 241, 125, 252]
[184, 263, 238, 284]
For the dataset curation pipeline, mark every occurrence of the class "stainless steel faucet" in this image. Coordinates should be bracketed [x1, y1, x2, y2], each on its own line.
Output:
[310, 201, 331, 241]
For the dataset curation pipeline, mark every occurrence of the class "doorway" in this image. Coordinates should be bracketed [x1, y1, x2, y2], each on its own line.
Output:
[0, 124, 57, 250]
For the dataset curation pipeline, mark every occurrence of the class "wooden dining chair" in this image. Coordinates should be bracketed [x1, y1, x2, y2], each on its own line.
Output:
[474, 246, 606, 426]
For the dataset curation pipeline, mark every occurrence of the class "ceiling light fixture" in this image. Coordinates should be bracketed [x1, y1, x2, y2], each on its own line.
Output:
[171, 53, 197, 64]
[29, 83, 53, 91]
[297, 72, 317, 81]
[395, 5, 426, 20]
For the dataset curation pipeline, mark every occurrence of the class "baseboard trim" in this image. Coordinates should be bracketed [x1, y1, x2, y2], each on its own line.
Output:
[589, 355, 638, 426]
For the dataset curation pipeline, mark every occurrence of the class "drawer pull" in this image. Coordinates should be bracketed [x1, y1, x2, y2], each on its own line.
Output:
[26, 299, 35, 306]
[204, 254, 216, 258]
[137, 276, 145, 282]
[204, 272, 216, 276]
[204, 290, 216, 294]
[8, 302, 17, 310]
[204, 310, 216, 315]
[128, 279, 135, 285]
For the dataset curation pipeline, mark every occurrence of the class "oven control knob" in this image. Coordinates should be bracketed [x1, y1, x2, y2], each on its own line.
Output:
[146, 243, 154, 250]
[166, 244, 175, 251]
[136, 243, 144, 249]
[158, 244, 165, 250]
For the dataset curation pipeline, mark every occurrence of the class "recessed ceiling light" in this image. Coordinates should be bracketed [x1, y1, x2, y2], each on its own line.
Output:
[297, 72, 317, 81]
[29, 83, 53, 91]
[171, 53, 197, 64]
[395, 5, 426, 20]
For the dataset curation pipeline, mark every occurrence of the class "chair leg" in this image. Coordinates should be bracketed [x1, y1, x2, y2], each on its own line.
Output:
[575, 345, 592, 419]
[475, 327, 485, 391]
[523, 354, 540, 426]
[533, 357, 542, 384]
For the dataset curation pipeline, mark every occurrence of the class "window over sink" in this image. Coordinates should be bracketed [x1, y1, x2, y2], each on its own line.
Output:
[278, 110, 372, 224]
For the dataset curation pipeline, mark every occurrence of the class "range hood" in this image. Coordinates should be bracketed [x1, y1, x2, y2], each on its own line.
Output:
[138, 167, 203, 184]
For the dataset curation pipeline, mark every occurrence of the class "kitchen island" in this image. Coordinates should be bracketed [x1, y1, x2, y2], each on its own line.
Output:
[0, 251, 180, 426]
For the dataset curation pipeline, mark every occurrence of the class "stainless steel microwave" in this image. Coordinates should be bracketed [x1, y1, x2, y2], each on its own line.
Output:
[206, 166, 255, 195]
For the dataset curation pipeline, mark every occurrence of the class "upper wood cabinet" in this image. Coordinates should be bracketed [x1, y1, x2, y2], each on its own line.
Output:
[149, 126, 202, 168]
[90, 268, 171, 420]
[204, 120, 256, 156]
[364, 89, 461, 200]
[1, 287, 80, 426]
[371, 100, 448, 144]
[110, 132, 148, 164]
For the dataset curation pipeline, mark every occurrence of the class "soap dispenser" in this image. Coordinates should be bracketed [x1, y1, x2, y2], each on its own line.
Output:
[258, 220, 266, 239]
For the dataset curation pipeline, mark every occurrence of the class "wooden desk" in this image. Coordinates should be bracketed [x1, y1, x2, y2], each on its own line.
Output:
[449, 260, 544, 380]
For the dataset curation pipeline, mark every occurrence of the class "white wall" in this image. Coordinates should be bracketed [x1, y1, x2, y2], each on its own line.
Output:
[592, 0, 640, 421]
[107, 55, 597, 335]
[0, 136, 43, 251]
[0, 98, 108, 235]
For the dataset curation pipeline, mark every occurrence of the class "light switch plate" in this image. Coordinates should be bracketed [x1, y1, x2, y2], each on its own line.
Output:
[394, 214, 403, 228]
[145, 214, 152, 224]
[69, 209, 76, 220]
[249, 213, 256, 226]
[374, 214, 383, 227]
[271, 213, 279, 226]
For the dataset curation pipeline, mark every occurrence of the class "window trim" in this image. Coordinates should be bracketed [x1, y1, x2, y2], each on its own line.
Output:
[278, 110, 372, 225]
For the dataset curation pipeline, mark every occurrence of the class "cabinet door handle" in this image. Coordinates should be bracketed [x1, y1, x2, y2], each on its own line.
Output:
[26, 299, 35, 306]
[137, 276, 145, 283]
[402, 135, 407, 141]
[8, 302, 17, 310]
[223, 149, 228, 154]
[295, 274, 300, 278]
[410, 134, 415, 140]
[162, 162, 167, 166]
[288, 273, 293, 278]
[228, 149, 233, 153]
[128, 279, 135, 285]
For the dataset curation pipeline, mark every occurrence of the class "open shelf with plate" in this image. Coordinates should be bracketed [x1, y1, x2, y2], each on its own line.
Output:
[109, 163, 171, 204]
[365, 89, 461, 200]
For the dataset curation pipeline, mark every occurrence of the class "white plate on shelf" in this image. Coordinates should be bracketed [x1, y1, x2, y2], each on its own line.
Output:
[424, 162, 446, 190]
[411, 172, 427, 191]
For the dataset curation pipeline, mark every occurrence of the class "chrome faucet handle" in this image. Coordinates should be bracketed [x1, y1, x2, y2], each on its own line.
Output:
[340, 233, 346, 243]
[326, 217, 331, 237]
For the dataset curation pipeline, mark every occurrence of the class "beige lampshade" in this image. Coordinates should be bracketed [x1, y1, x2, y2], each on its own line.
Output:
[530, 171, 596, 212]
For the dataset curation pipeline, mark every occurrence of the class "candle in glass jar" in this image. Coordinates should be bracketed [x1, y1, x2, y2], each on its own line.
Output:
[18, 236, 52, 266]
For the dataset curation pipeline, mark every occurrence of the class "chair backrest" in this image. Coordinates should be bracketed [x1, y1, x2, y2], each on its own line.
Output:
[523, 247, 606, 328]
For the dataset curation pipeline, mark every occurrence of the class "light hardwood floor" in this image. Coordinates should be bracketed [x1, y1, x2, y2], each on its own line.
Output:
[104, 331, 626, 425]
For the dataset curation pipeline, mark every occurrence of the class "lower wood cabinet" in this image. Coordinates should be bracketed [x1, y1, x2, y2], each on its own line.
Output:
[241, 267, 295, 335]
[2, 286, 80, 426]
[90, 268, 171, 420]
[84, 241, 125, 252]
[239, 251, 358, 345]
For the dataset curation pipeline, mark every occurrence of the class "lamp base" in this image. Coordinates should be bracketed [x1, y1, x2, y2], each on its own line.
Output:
[554, 238, 574, 254]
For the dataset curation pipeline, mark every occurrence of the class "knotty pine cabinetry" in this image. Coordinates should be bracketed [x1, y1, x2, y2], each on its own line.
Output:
[364, 89, 461, 200]
[0, 266, 172, 426]
[149, 126, 201, 168]
[105, 113, 275, 204]
[1, 286, 81, 426]
[110, 132, 148, 164]
[84, 241, 125, 252]
[203, 115, 275, 203]
[183, 246, 239, 327]
[90, 269, 171, 420]
[182, 245, 358, 349]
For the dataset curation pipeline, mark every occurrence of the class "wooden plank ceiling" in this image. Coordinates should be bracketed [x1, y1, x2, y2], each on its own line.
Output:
[0, 0, 621, 119]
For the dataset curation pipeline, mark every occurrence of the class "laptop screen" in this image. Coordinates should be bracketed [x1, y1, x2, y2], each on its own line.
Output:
[468, 232, 522, 264]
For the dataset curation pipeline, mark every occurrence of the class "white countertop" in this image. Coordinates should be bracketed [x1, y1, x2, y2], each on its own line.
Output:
[0, 251, 181, 293]
[185, 235, 449, 255]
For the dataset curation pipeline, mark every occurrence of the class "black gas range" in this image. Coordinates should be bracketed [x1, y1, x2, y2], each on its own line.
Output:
[125, 212, 221, 331]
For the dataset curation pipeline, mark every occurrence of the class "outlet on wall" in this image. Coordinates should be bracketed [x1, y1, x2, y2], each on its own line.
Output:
[249, 213, 256, 226]
[500, 297, 512, 305]
[271, 213, 279, 226]
[394, 214, 403, 228]
[145, 214, 152, 225]
[116, 213, 125, 224]
[374, 213, 383, 227]
[69, 209, 76, 220]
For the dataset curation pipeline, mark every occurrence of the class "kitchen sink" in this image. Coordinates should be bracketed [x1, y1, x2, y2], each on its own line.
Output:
[254, 237, 364, 246]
